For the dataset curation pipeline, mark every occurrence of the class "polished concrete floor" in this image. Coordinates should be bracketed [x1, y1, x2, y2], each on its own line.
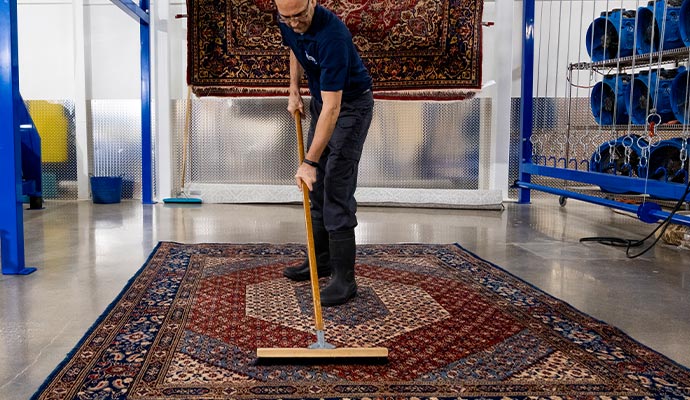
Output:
[1, 198, 689, 399]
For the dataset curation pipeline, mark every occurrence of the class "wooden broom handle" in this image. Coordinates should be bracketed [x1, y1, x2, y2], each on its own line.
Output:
[294, 111, 325, 332]
[181, 86, 192, 189]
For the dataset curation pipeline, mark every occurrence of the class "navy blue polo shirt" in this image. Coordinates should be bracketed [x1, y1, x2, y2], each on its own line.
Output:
[278, 5, 372, 103]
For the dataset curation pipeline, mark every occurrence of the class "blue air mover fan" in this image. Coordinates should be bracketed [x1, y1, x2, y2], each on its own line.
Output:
[590, 135, 646, 193]
[671, 69, 690, 123]
[591, 74, 631, 125]
[636, 0, 684, 54]
[628, 67, 684, 125]
[648, 138, 690, 185]
[679, 0, 690, 45]
[586, 9, 637, 62]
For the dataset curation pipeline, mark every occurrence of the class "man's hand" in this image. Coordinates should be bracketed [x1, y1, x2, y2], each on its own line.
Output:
[295, 162, 317, 191]
[287, 92, 304, 116]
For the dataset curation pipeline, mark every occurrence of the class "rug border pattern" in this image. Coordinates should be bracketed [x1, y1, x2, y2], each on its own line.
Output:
[31, 242, 690, 399]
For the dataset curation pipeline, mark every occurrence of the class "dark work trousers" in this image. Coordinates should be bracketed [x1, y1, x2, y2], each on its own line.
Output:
[307, 90, 374, 233]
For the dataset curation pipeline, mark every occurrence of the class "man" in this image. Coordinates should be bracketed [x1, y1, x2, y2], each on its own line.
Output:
[275, 0, 374, 307]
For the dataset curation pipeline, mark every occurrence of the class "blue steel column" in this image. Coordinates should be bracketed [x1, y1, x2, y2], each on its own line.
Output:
[140, 0, 153, 204]
[0, 0, 36, 275]
[110, 0, 152, 203]
[518, 0, 535, 203]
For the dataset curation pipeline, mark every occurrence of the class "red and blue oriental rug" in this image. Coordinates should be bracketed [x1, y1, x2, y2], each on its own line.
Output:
[33, 242, 690, 399]
[187, 0, 483, 100]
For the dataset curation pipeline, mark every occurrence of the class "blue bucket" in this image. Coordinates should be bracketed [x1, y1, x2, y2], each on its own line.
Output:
[648, 138, 690, 184]
[586, 9, 637, 62]
[627, 68, 682, 125]
[671, 69, 690, 123]
[90, 176, 123, 204]
[636, 0, 684, 54]
[591, 74, 631, 125]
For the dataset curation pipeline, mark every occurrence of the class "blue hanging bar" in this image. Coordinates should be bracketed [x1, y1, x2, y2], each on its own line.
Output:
[0, 0, 37, 275]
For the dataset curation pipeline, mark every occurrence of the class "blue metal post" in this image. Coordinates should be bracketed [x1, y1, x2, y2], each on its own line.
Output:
[110, 0, 151, 204]
[1, 0, 36, 275]
[518, 0, 535, 204]
[140, 0, 152, 204]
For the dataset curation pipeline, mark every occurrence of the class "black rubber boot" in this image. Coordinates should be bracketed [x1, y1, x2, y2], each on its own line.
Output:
[320, 229, 357, 307]
[283, 222, 331, 281]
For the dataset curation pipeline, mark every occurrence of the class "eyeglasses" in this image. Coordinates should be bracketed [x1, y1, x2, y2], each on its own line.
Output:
[277, 0, 311, 23]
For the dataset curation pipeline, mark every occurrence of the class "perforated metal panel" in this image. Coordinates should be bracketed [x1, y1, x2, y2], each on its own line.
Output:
[176, 97, 489, 194]
[509, 97, 611, 200]
[24, 97, 495, 203]
[89, 100, 142, 199]
[184, 97, 297, 185]
[509, 98, 521, 200]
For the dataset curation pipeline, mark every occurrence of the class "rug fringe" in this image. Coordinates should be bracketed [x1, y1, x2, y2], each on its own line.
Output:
[192, 86, 479, 101]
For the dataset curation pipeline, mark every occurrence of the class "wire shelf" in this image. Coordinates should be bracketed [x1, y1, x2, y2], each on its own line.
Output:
[570, 47, 690, 71]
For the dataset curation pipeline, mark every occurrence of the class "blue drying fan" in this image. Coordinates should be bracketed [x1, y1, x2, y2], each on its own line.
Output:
[591, 74, 631, 125]
[590, 135, 646, 193]
[636, 0, 684, 54]
[586, 9, 637, 62]
[678, 0, 690, 45]
[648, 138, 690, 187]
[628, 67, 685, 125]
[671, 69, 690, 123]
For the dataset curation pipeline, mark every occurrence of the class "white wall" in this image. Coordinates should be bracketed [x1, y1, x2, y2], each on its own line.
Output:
[17, 0, 75, 99]
[169, 1, 187, 99]
[18, 0, 139, 100]
[83, 0, 139, 99]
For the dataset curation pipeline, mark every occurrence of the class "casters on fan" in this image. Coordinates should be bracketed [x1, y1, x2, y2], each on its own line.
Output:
[559, 196, 568, 207]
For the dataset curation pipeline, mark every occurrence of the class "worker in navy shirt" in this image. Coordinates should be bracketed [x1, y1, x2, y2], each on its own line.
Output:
[275, 0, 374, 307]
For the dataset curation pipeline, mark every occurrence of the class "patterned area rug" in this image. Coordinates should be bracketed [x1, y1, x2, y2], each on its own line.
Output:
[187, 0, 483, 100]
[33, 242, 690, 399]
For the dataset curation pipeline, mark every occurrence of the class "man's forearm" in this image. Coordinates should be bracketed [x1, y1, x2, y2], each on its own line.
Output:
[289, 51, 303, 94]
[306, 91, 341, 162]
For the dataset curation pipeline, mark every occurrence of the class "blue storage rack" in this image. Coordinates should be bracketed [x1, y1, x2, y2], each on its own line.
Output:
[517, 0, 690, 228]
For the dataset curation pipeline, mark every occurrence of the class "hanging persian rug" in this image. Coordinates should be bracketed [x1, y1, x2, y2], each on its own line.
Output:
[187, 0, 483, 100]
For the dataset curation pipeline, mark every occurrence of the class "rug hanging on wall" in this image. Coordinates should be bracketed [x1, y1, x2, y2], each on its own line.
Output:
[32, 242, 690, 399]
[187, 0, 483, 100]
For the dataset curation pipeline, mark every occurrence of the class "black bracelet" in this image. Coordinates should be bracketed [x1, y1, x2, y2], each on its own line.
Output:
[303, 159, 320, 168]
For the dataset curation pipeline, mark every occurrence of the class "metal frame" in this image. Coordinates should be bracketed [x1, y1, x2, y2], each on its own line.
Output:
[517, 0, 690, 227]
[1, 0, 37, 275]
[1, 0, 152, 274]
[518, 0, 535, 205]
[111, 0, 153, 204]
